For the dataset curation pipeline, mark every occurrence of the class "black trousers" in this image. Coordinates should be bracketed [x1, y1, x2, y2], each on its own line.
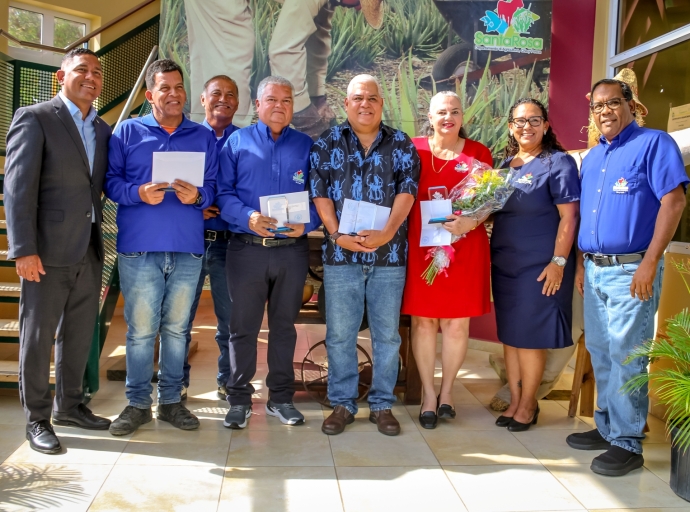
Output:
[225, 236, 309, 405]
[18, 231, 102, 424]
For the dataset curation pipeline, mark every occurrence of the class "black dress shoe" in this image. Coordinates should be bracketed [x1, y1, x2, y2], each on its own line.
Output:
[436, 395, 456, 419]
[26, 421, 61, 454]
[566, 428, 611, 450]
[419, 410, 438, 429]
[53, 403, 111, 430]
[590, 446, 644, 476]
[506, 405, 540, 432]
[495, 415, 512, 427]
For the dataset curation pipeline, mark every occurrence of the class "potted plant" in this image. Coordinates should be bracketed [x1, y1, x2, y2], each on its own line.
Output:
[624, 258, 690, 502]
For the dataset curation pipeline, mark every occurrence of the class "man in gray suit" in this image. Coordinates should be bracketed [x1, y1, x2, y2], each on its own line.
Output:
[4, 48, 112, 454]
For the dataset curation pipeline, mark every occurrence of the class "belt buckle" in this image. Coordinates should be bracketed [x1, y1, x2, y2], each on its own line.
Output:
[262, 237, 271, 247]
[592, 253, 607, 265]
[206, 230, 217, 242]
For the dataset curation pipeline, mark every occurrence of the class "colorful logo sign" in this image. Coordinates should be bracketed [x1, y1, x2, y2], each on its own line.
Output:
[613, 177, 629, 194]
[516, 172, 533, 185]
[292, 170, 305, 185]
[474, 0, 544, 54]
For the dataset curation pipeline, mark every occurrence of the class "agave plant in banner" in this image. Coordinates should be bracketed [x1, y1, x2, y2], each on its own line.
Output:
[250, 0, 281, 97]
[327, 6, 383, 80]
[382, 0, 450, 60]
[159, 0, 191, 99]
[623, 258, 690, 453]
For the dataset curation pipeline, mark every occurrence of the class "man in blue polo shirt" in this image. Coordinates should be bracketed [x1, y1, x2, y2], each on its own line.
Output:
[181, 75, 239, 401]
[567, 78, 688, 476]
[216, 76, 320, 429]
[104, 59, 218, 436]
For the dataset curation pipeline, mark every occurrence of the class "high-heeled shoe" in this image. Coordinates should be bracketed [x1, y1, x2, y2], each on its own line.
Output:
[506, 405, 540, 432]
[436, 395, 456, 419]
[495, 415, 512, 427]
[419, 397, 438, 429]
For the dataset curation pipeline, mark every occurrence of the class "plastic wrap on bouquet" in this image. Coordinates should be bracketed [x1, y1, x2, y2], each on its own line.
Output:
[421, 159, 517, 286]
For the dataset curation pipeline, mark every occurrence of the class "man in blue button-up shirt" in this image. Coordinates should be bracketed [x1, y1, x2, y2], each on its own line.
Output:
[216, 76, 319, 429]
[182, 75, 240, 400]
[567, 78, 688, 476]
[105, 59, 218, 436]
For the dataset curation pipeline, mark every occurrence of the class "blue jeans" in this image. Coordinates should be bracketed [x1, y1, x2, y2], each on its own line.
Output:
[584, 257, 664, 454]
[323, 263, 406, 414]
[118, 252, 202, 408]
[183, 239, 231, 387]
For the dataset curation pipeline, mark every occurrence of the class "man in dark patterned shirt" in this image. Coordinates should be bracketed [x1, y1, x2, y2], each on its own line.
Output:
[310, 74, 420, 436]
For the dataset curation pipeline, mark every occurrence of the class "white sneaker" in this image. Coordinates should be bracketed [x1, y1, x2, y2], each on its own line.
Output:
[265, 401, 305, 425]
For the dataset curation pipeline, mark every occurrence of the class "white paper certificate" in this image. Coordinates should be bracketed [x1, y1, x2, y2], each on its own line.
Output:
[339, 199, 391, 234]
[420, 200, 452, 247]
[152, 152, 205, 187]
[259, 191, 311, 224]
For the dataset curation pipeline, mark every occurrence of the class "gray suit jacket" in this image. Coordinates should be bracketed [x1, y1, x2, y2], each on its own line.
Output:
[4, 95, 111, 267]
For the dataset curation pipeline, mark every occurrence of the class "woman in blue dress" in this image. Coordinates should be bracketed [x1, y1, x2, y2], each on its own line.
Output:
[491, 98, 580, 432]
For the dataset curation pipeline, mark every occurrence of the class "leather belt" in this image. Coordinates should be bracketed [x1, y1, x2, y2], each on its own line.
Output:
[584, 252, 645, 267]
[232, 233, 298, 247]
[205, 230, 229, 242]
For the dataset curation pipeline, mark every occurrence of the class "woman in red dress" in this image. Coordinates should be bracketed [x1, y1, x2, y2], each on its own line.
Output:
[401, 91, 493, 429]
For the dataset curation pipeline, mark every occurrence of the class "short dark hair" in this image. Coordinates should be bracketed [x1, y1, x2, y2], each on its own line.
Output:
[505, 97, 566, 158]
[145, 59, 184, 90]
[590, 78, 634, 103]
[61, 47, 99, 67]
[203, 75, 238, 93]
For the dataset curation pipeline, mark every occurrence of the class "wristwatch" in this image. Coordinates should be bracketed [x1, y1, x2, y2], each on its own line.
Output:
[193, 192, 203, 206]
[551, 256, 567, 267]
[328, 231, 343, 245]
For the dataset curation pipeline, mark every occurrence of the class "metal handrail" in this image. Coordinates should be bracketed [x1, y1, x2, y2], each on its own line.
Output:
[0, 0, 156, 54]
[116, 45, 158, 127]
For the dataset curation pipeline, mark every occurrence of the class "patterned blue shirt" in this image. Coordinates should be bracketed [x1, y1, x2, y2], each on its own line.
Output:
[309, 121, 420, 266]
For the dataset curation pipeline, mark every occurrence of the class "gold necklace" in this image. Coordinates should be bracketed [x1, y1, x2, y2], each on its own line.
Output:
[429, 138, 461, 173]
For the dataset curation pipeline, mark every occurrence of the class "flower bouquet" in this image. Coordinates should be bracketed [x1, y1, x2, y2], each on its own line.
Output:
[422, 160, 517, 285]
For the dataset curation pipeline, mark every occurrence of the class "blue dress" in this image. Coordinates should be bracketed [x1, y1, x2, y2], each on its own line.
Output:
[490, 151, 581, 349]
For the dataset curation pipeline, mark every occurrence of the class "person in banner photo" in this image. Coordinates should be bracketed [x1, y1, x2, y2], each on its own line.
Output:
[181, 75, 240, 402]
[184, 0, 254, 125]
[401, 91, 493, 430]
[310, 74, 420, 437]
[105, 59, 218, 436]
[567, 78, 688, 477]
[268, 0, 384, 137]
[216, 76, 320, 429]
[491, 98, 580, 433]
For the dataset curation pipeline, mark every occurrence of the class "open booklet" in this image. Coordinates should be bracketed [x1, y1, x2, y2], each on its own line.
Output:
[338, 198, 391, 235]
[259, 191, 311, 225]
[419, 199, 452, 247]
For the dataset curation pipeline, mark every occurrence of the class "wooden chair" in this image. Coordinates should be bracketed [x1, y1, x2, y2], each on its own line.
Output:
[568, 334, 595, 417]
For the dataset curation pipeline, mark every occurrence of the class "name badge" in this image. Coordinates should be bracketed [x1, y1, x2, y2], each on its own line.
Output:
[613, 177, 629, 194]
[516, 173, 533, 185]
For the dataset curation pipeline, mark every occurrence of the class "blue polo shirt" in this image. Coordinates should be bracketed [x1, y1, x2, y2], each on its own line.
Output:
[105, 114, 218, 254]
[579, 121, 688, 254]
[202, 119, 238, 232]
[216, 120, 320, 236]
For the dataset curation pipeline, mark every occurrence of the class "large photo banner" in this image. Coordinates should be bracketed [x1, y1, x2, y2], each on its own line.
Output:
[160, 0, 552, 162]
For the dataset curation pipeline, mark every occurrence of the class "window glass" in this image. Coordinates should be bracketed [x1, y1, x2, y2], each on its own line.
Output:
[8, 6, 42, 50]
[618, 0, 690, 53]
[617, 38, 690, 241]
[54, 17, 86, 49]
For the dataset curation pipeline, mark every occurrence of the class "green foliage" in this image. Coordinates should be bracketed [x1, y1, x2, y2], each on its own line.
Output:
[381, 0, 449, 60]
[624, 258, 690, 453]
[379, 52, 430, 137]
[8, 6, 41, 48]
[327, 7, 383, 80]
[250, 0, 281, 97]
[159, 0, 191, 96]
[458, 55, 548, 163]
[53, 18, 85, 49]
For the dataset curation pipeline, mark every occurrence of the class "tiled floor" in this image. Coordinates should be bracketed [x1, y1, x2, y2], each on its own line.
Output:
[0, 305, 688, 512]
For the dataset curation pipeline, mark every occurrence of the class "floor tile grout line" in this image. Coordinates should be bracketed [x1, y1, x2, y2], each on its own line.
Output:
[85, 453, 119, 512]
[542, 460, 603, 512]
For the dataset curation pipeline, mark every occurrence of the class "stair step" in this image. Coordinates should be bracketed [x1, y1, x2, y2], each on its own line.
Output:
[0, 361, 55, 383]
[0, 282, 19, 303]
[0, 319, 20, 340]
[0, 220, 5, 235]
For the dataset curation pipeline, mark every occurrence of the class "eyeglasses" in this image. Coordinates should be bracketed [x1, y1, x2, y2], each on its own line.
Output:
[590, 97, 625, 114]
[511, 116, 544, 128]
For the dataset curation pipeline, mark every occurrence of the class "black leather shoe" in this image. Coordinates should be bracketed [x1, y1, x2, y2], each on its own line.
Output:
[495, 415, 513, 427]
[436, 395, 456, 419]
[506, 405, 539, 432]
[419, 410, 438, 429]
[566, 428, 611, 450]
[53, 403, 111, 430]
[26, 421, 61, 454]
[590, 446, 644, 476]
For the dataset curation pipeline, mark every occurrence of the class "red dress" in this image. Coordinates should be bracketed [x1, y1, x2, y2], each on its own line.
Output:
[401, 137, 492, 318]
